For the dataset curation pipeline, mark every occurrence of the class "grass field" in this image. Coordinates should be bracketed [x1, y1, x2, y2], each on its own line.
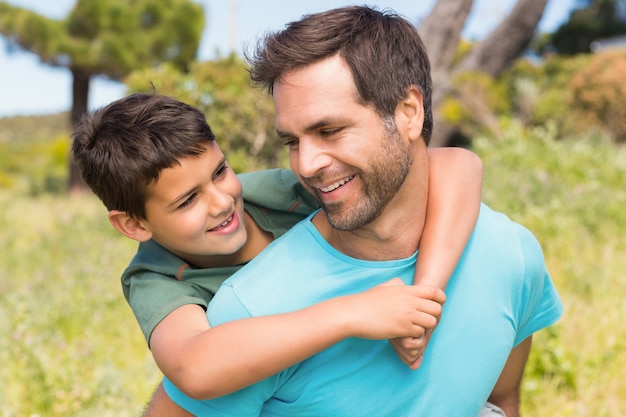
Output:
[1, 122, 624, 416]
[0, 192, 160, 416]
[475, 126, 626, 416]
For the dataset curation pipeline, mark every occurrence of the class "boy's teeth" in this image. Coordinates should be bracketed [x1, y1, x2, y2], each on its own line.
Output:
[213, 216, 233, 230]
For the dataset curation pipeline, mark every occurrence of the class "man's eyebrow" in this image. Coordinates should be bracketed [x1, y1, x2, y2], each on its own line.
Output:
[276, 129, 292, 139]
[276, 118, 343, 138]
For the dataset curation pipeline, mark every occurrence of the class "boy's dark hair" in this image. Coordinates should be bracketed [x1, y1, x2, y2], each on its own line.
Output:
[247, 5, 433, 144]
[72, 93, 215, 219]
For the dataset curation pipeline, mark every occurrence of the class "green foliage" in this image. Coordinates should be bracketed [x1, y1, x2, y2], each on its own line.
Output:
[474, 124, 626, 414]
[125, 55, 287, 172]
[441, 70, 511, 138]
[0, 3, 65, 57]
[500, 51, 626, 144]
[0, 0, 204, 78]
[550, 0, 626, 54]
[0, 192, 159, 416]
[0, 113, 70, 195]
[569, 51, 626, 142]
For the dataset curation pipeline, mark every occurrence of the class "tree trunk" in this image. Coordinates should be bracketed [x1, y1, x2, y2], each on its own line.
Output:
[423, 0, 548, 147]
[458, 0, 548, 76]
[68, 67, 90, 194]
[418, 0, 474, 72]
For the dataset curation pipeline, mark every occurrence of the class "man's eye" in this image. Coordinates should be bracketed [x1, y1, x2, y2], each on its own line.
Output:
[320, 128, 341, 136]
[284, 138, 299, 147]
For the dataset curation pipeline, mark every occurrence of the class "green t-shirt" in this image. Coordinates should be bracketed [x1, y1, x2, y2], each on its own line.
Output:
[121, 169, 318, 345]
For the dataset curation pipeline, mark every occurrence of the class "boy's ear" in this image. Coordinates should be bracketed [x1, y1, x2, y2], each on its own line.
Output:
[108, 210, 153, 242]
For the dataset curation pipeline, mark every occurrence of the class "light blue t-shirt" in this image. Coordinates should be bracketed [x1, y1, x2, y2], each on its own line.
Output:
[164, 204, 563, 417]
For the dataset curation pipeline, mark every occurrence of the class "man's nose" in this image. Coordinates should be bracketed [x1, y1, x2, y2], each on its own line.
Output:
[297, 138, 332, 178]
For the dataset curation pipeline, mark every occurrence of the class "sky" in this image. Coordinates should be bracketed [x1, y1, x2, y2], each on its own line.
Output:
[0, 0, 578, 118]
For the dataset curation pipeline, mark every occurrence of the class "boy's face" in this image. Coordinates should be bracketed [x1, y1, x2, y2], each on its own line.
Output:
[140, 141, 248, 267]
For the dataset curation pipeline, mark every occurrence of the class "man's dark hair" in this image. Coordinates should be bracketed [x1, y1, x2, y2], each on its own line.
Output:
[247, 6, 433, 143]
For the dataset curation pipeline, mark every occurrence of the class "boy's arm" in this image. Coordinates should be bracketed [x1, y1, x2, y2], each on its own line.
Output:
[390, 147, 483, 368]
[418, 147, 483, 287]
[150, 279, 445, 400]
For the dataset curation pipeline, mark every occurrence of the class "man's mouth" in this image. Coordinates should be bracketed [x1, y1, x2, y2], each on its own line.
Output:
[319, 175, 355, 193]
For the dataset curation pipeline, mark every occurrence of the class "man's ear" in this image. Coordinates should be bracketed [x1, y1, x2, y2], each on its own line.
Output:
[108, 210, 153, 242]
[396, 86, 424, 142]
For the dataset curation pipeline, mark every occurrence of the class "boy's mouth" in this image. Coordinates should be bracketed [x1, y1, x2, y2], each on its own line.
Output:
[209, 214, 234, 231]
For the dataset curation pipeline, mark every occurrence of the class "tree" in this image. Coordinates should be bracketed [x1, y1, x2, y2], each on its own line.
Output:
[418, 0, 548, 147]
[551, 0, 626, 54]
[0, 0, 204, 192]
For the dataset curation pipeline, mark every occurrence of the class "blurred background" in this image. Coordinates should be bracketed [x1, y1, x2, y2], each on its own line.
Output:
[1, 0, 625, 415]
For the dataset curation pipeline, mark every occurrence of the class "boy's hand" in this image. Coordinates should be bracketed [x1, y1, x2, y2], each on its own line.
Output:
[389, 327, 436, 370]
[346, 278, 445, 342]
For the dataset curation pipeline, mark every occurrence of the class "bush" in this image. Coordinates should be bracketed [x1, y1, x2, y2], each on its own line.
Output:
[474, 125, 626, 415]
[569, 51, 626, 142]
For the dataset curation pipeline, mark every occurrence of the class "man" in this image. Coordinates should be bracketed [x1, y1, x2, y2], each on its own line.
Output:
[160, 6, 563, 416]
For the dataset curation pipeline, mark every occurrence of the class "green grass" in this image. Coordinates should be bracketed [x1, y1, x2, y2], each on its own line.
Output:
[0, 120, 624, 415]
[474, 124, 626, 416]
[0, 192, 160, 416]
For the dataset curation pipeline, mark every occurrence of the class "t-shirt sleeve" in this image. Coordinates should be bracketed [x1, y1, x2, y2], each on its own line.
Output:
[513, 224, 564, 346]
[163, 283, 280, 415]
[123, 271, 209, 346]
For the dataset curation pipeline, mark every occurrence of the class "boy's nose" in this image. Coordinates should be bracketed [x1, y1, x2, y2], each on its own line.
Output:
[206, 187, 233, 218]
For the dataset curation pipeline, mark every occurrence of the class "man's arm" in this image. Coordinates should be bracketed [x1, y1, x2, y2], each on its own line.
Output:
[391, 147, 483, 368]
[142, 383, 192, 417]
[487, 336, 533, 417]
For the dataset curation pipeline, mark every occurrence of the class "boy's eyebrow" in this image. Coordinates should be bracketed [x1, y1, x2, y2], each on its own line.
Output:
[167, 188, 196, 209]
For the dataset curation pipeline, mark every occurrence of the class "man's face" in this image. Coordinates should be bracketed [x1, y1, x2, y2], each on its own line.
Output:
[140, 141, 248, 267]
[274, 55, 412, 231]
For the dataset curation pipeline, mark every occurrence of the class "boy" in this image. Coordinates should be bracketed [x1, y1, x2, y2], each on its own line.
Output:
[72, 93, 482, 402]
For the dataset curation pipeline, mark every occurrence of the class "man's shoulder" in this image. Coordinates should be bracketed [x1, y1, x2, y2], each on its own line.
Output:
[477, 204, 537, 241]
[474, 204, 546, 272]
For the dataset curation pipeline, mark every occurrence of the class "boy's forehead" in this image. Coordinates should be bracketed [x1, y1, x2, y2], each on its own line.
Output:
[145, 141, 223, 202]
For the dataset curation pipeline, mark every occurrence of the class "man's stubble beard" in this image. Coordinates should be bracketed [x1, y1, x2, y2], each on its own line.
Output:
[321, 124, 413, 231]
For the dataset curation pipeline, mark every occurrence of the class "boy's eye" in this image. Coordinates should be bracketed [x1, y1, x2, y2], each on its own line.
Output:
[177, 193, 197, 209]
[214, 159, 232, 179]
[215, 164, 228, 177]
